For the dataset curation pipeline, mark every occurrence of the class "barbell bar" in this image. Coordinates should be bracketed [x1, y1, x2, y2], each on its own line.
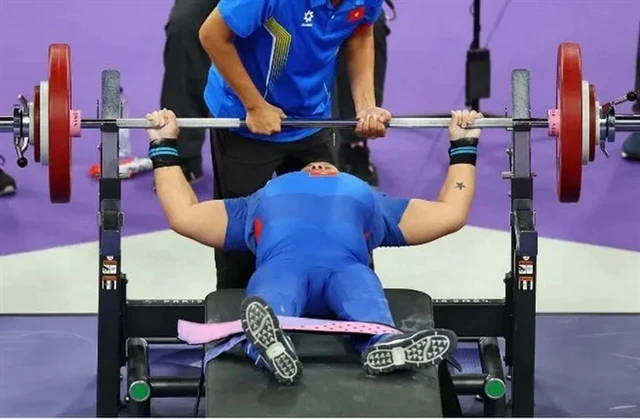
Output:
[612, 115, 640, 131]
[0, 116, 536, 131]
[3, 114, 640, 131]
[1, 43, 639, 204]
[3, 114, 640, 133]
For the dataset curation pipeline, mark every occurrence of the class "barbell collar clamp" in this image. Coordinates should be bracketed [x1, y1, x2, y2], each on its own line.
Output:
[11, 99, 30, 167]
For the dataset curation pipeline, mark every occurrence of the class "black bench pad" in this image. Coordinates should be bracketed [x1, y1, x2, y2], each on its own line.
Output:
[204, 288, 442, 417]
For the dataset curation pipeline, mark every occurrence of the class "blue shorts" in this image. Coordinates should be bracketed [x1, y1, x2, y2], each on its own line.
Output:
[245, 260, 395, 354]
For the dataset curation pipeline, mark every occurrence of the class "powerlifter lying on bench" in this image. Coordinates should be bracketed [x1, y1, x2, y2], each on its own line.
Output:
[147, 108, 483, 385]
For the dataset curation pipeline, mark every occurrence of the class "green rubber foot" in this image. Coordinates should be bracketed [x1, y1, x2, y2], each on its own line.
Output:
[484, 377, 506, 400]
[129, 380, 151, 402]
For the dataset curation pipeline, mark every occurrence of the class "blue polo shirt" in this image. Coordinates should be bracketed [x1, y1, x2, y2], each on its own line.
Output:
[203, 0, 383, 143]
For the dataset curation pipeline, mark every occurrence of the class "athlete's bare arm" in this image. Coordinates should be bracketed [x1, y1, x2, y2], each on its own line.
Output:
[397, 110, 481, 245]
[146, 110, 230, 248]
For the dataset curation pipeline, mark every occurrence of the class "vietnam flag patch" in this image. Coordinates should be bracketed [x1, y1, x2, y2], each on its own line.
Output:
[348, 6, 366, 22]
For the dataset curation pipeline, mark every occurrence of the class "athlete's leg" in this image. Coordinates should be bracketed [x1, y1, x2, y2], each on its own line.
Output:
[324, 263, 457, 374]
[324, 263, 395, 328]
[241, 263, 308, 384]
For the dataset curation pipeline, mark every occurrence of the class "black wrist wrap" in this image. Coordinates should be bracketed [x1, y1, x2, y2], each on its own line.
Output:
[449, 137, 479, 166]
[148, 139, 180, 169]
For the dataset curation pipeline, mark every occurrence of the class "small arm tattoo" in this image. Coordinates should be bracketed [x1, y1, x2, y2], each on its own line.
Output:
[455, 182, 466, 190]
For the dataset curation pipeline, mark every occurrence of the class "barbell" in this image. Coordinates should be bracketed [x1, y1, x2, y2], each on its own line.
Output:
[1, 43, 639, 204]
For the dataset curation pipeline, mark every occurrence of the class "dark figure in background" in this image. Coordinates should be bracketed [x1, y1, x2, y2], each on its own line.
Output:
[334, 4, 392, 186]
[621, 22, 640, 161]
[0, 155, 17, 196]
[160, 0, 219, 182]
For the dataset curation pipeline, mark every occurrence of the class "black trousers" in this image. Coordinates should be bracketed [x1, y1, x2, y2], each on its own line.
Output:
[160, 28, 211, 160]
[333, 15, 390, 148]
[210, 129, 336, 289]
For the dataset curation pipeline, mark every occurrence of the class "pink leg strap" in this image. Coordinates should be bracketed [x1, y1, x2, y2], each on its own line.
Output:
[178, 316, 402, 345]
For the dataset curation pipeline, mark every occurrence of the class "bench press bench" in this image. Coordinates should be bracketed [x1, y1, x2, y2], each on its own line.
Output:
[204, 288, 445, 417]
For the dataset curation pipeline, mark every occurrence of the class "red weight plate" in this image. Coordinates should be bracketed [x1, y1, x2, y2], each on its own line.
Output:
[33, 85, 41, 163]
[588, 84, 596, 162]
[556, 43, 583, 203]
[48, 44, 72, 203]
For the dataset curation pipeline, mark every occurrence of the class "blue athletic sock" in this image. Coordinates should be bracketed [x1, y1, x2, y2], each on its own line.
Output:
[243, 342, 269, 369]
[353, 333, 391, 353]
[369, 333, 391, 346]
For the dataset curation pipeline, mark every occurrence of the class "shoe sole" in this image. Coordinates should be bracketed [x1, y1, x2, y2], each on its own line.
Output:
[361, 329, 456, 375]
[622, 151, 640, 161]
[0, 186, 16, 196]
[240, 296, 302, 385]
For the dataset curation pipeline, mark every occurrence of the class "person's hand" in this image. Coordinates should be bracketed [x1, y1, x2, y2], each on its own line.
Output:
[145, 109, 179, 142]
[448, 110, 483, 141]
[355, 106, 392, 138]
[246, 102, 287, 135]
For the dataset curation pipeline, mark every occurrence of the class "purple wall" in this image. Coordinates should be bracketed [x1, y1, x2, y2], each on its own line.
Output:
[0, 0, 639, 255]
[1, 1, 638, 122]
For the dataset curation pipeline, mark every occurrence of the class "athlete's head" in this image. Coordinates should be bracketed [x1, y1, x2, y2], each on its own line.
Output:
[301, 161, 340, 176]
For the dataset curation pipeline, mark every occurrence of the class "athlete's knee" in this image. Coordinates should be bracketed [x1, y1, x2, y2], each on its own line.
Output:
[340, 294, 393, 324]
[328, 264, 394, 325]
[245, 285, 301, 316]
[246, 267, 306, 316]
[253, 292, 302, 316]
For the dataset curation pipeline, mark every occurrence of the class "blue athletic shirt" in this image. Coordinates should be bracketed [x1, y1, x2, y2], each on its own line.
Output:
[204, 0, 384, 143]
[222, 171, 410, 265]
